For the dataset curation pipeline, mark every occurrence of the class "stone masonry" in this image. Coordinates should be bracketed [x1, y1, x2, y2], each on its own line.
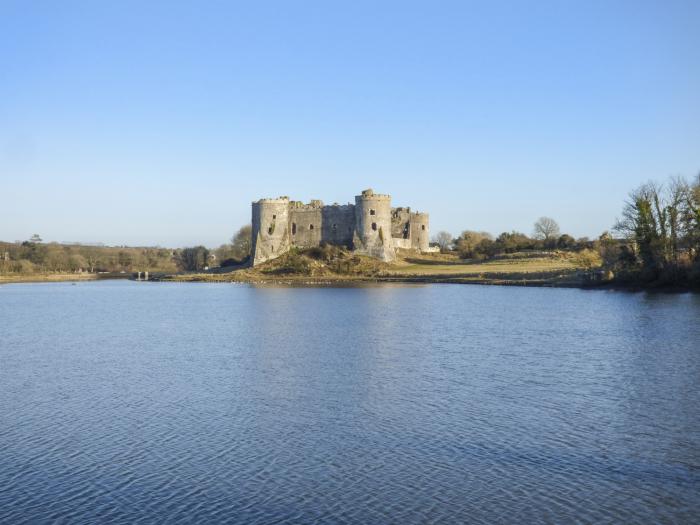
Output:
[251, 189, 430, 265]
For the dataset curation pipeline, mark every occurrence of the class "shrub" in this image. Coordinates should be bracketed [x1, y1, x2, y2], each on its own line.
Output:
[574, 248, 601, 270]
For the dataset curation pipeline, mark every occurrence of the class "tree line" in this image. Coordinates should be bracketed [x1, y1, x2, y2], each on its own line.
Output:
[610, 174, 700, 286]
[431, 173, 700, 287]
[0, 225, 255, 275]
[4, 174, 699, 287]
[433, 216, 594, 259]
[0, 239, 180, 274]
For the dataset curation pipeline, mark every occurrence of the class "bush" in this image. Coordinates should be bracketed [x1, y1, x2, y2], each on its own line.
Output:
[557, 234, 577, 250]
[220, 257, 247, 267]
[689, 260, 700, 287]
[10, 260, 37, 274]
[573, 248, 600, 270]
[264, 253, 311, 275]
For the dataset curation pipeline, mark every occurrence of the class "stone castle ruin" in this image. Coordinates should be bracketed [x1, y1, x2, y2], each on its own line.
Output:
[251, 189, 429, 265]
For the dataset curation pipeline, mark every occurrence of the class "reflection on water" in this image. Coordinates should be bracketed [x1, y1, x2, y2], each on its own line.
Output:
[0, 281, 699, 523]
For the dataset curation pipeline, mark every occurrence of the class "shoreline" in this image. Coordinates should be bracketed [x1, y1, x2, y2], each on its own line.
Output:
[0, 272, 133, 285]
[0, 274, 99, 285]
[153, 272, 699, 292]
[2, 268, 697, 293]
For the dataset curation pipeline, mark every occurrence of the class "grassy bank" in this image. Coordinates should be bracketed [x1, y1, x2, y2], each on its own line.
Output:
[160, 248, 598, 287]
[0, 273, 99, 284]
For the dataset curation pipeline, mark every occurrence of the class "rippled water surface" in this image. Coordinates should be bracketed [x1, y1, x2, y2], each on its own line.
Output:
[1, 281, 699, 523]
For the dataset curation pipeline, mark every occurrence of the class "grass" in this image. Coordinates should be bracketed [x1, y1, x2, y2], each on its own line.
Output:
[0, 250, 597, 287]
[0, 273, 99, 284]
[380, 252, 589, 286]
[392, 254, 577, 274]
[161, 248, 601, 287]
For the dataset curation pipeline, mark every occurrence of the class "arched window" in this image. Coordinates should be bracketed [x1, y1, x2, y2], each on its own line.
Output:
[309, 224, 314, 230]
[292, 223, 297, 235]
[371, 222, 377, 231]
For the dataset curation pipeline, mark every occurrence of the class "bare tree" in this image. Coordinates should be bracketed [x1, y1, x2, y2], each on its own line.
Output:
[532, 217, 560, 242]
[231, 224, 252, 260]
[432, 231, 453, 252]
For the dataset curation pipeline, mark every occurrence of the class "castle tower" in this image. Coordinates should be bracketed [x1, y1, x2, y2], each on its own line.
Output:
[353, 189, 396, 262]
[410, 212, 430, 252]
[251, 197, 291, 265]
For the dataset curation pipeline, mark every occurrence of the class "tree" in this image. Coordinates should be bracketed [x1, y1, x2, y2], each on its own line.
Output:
[615, 182, 665, 271]
[118, 251, 133, 270]
[21, 240, 47, 266]
[614, 176, 700, 283]
[455, 231, 493, 258]
[176, 246, 210, 271]
[533, 217, 560, 244]
[494, 231, 533, 253]
[432, 231, 453, 252]
[231, 225, 252, 261]
[557, 234, 576, 250]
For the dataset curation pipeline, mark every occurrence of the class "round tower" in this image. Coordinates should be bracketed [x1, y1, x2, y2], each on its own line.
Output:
[251, 197, 290, 265]
[353, 188, 396, 262]
[409, 212, 430, 252]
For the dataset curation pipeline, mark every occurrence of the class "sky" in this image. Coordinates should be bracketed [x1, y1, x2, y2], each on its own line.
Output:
[1, 1, 699, 247]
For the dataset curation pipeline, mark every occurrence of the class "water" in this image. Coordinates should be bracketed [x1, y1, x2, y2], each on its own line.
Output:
[1, 281, 699, 523]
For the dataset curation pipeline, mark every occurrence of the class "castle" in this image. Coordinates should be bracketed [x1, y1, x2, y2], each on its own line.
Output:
[251, 189, 430, 265]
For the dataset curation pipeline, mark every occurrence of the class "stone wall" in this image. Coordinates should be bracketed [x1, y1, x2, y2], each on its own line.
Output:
[321, 205, 355, 247]
[354, 189, 396, 262]
[392, 238, 412, 250]
[409, 212, 430, 251]
[251, 198, 291, 265]
[391, 207, 411, 240]
[251, 189, 428, 265]
[289, 204, 322, 248]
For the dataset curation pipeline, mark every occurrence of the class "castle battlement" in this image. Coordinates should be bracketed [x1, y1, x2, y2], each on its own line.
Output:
[250, 189, 430, 265]
[254, 197, 289, 204]
[358, 188, 391, 200]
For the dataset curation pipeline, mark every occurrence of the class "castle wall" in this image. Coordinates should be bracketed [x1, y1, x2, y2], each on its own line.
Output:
[391, 207, 411, 240]
[252, 198, 291, 265]
[393, 238, 412, 250]
[251, 189, 428, 266]
[410, 212, 430, 251]
[289, 206, 322, 248]
[354, 190, 396, 262]
[321, 205, 355, 247]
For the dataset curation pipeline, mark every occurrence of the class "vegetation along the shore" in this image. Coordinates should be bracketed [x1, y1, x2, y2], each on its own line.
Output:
[2, 175, 698, 289]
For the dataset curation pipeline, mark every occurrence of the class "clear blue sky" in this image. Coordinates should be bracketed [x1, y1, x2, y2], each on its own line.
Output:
[2, 1, 699, 247]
